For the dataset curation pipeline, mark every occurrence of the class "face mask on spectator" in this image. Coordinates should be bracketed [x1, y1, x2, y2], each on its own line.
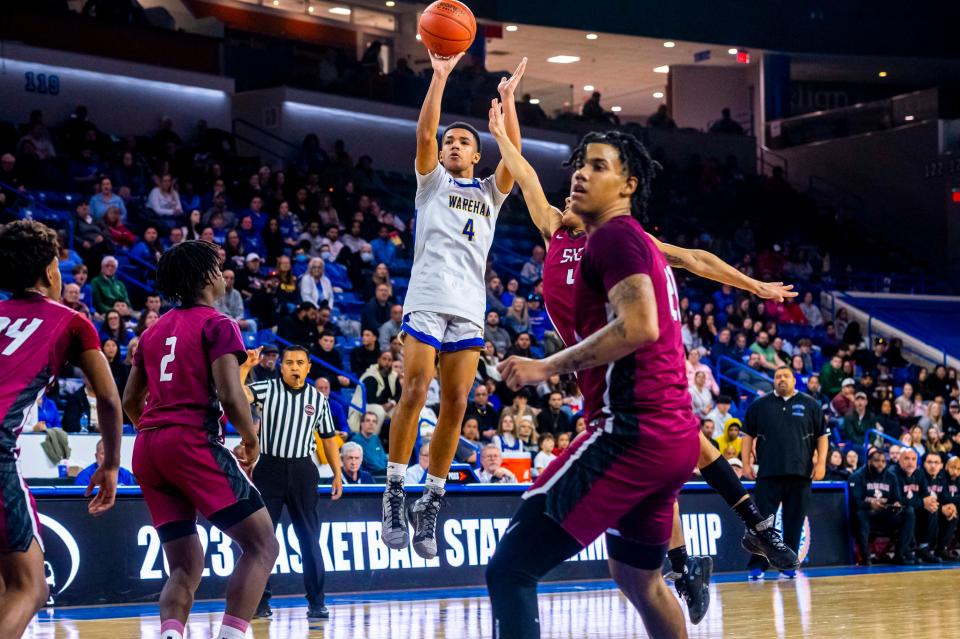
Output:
[361, 252, 374, 263]
[295, 253, 309, 263]
[321, 251, 332, 261]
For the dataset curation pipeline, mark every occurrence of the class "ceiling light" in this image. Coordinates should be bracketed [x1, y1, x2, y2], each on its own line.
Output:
[663, 41, 676, 48]
[505, 25, 518, 32]
[653, 65, 669, 73]
[385, 0, 395, 5]
[547, 55, 580, 64]
[611, 106, 622, 112]
[878, 71, 888, 78]
[529, 98, 540, 105]
[904, 115, 915, 121]
[307, 5, 314, 11]
[585, 33, 598, 40]
[583, 84, 594, 91]
[728, 48, 738, 55]
[653, 91, 664, 99]
[329, 6, 351, 15]
[271, 0, 278, 5]
[415, 34, 421, 41]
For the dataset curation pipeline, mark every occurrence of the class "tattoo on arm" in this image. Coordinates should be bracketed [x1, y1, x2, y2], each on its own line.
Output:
[544, 275, 651, 374]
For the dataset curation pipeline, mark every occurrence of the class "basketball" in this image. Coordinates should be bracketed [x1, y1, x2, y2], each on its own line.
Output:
[418, 0, 477, 57]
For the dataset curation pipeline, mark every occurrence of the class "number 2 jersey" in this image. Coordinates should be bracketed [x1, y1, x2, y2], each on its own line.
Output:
[0, 294, 100, 463]
[403, 163, 509, 327]
[552, 216, 696, 434]
[134, 305, 246, 438]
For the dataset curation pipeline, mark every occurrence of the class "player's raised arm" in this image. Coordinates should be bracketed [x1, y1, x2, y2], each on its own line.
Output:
[488, 97, 561, 240]
[493, 57, 526, 194]
[650, 236, 797, 302]
[416, 51, 465, 176]
[212, 352, 260, 474]
[499, 273, 659, 389]
[79, 348, 123, 516]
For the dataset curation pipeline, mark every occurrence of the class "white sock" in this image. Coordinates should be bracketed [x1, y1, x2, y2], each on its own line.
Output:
[386, 462, 406, 481]
[160, 632, 183, 639]
[425, 473, 446, 495]
[216, 625, 246, 639]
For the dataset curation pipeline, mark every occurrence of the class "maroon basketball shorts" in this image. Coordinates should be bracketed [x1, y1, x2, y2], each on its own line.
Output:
[0, 462, 42, 553]
[525, 411, 699, 550]
[133, 425, 264, 542]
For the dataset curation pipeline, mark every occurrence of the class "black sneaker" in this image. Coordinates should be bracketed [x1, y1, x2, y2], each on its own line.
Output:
[674, 556, 712, 625]
[918, 548, 942, 564]
[253, 601, 273, 619]
[382, 478, 409, 550]
[741, 515, 800, 571]
[307, 605, 329, 620]
[410, 490, 444, 560]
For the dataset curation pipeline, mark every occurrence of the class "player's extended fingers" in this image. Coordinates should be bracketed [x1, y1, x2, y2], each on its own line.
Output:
[512, 56, 528, 81]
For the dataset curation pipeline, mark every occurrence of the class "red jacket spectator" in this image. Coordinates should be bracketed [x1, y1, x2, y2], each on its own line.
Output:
[778, 298, 806, 325]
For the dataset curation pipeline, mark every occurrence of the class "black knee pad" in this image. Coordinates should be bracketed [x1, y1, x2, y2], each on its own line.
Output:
[606, 532, 668, 570]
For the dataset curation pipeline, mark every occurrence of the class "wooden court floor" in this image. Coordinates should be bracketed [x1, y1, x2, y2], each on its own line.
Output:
[23, 567, 960, 638]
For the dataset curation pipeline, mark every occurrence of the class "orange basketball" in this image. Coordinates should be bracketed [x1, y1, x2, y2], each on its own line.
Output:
[418, 0, 477, 57]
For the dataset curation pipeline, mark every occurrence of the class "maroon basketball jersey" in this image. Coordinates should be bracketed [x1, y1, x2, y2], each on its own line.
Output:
[542, 228, 586, 348]
[134, 305, 246, 438]
[574, 216, 696, 433]
[0, 294, 100, 462]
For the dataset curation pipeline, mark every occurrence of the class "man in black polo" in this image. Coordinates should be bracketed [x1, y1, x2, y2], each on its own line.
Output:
[240, 345, 343, 620]
[741, 366, 828, 579]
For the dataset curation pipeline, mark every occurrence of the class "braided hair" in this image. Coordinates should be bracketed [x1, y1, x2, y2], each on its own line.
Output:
[156, 240, 221, 305]
[0, 220, 60, 295]
[565, 130, 661, 221]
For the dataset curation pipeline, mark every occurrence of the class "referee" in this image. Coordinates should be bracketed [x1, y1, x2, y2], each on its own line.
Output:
[239, 345, 343, 620]
[741, 366, 828, 579]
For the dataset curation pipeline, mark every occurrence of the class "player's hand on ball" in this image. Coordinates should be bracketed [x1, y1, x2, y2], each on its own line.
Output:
[753, 281, 797, 303]
[488, 98, 507, 140]
[429, 50, 465, 77]
[498, 56, 527, 97]
[498, 356, 548, 390]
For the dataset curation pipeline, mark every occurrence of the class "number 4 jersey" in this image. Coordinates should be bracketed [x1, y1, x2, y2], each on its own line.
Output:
[134, 306, 247, 438]
[0, 294, 100, 462]
[404, 163, 509, 327]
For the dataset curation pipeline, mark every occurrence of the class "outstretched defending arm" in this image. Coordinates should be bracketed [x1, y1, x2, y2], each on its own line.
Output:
[650, 236, 797, 303]
[493, 58, 527, 195]
[416, 52, 465, 176]
[489, 98, 561, 240]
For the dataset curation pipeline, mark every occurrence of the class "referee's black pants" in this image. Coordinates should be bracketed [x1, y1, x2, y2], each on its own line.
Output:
[747, 475, 811, 570]
[253, 454, 325, 608]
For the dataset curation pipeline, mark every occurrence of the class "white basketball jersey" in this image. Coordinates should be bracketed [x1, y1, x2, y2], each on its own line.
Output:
[404, 163, 509, 326]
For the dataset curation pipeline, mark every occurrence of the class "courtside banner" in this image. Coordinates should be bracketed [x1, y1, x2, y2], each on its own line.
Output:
[32, 483, 849, 606]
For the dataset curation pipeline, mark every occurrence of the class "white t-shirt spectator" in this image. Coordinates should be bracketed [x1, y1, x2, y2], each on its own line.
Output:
[405, 464, 427, 485]
[300, 272, 334, 311]
[148, 187, 182, 217]
[534, 451, 555, 475]
[478, 467, 517, 483]
[689, 383, 714, 419]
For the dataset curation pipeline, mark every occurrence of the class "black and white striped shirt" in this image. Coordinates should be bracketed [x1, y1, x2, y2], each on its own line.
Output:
[249, 379, 336, 458]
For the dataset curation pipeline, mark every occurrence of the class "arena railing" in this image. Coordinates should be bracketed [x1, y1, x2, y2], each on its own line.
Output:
[0, 179, 75, 245]
[273, 334, 366, 416]
[714, 355, 772, 408]
[863, 427, 922, 461]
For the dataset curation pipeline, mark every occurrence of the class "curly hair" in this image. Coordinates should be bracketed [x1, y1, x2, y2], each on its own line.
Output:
[156, 240, 221, 305]
[0, 220, 60, 295]
[564, 130, 661, 221]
